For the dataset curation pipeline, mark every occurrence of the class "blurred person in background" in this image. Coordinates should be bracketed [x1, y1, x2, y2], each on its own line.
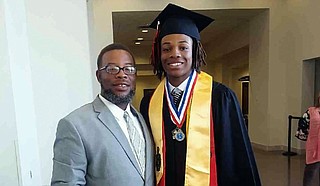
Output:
[296, 92, 320, 186]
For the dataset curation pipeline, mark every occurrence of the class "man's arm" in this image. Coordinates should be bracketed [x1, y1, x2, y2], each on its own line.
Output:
[51, 118, 87, 186]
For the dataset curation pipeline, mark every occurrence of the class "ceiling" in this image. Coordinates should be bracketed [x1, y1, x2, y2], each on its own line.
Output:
[113, 8, 267, 72]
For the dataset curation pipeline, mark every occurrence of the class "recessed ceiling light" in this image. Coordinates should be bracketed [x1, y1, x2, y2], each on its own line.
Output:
[141, 29, 148, 33]
[135, 42, 141, 45]
[137, 37, 144, 41]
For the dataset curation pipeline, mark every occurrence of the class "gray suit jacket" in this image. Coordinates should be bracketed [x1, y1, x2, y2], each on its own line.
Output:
[51, 96, 155, 186]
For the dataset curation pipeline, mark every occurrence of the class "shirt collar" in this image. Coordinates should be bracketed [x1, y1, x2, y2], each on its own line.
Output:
[168, 76, 189, 93]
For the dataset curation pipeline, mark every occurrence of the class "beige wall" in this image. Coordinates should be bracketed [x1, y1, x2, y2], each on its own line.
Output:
[132, 75, 159, 110]
[249, 10, 270, 147]
[88, 0, 320, 150]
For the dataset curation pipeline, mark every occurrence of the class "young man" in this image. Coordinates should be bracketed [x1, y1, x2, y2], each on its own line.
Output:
[140, 4, 260, 186]
[51, 43, 154, 186]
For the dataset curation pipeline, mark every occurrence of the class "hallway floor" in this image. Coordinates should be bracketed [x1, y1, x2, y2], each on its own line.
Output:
[255, 149, 305, 186]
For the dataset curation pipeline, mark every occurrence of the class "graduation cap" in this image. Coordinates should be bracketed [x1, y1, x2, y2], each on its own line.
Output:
[149, 3, 214, 41]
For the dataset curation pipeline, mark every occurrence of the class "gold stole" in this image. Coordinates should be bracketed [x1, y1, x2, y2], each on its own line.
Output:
[149, 72, 213, 185]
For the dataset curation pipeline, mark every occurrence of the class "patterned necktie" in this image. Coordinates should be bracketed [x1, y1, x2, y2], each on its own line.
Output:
[171, 88, 183, 108]
[123, 111, 145, 177]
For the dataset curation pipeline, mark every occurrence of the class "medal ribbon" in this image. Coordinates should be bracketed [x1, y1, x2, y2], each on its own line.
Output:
[165, 70, 197, 128]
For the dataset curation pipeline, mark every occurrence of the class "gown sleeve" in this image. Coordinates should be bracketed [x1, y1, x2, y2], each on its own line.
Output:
[139, 93, 152, 129]
[212, 81, 261, 186]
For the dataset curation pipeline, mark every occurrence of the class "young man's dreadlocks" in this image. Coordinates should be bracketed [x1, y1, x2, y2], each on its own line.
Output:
[151, 37, 207, 80]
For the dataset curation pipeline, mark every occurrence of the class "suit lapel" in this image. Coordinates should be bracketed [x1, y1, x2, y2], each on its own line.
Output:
[92, 97, 142, 177]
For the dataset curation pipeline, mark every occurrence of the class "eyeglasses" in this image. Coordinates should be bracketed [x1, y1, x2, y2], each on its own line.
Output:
[98, 65, 137, 75]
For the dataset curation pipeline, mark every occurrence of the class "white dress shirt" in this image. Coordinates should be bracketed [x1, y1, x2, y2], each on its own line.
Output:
[98, 94, 144, 164]
[168, 77, 188, 94]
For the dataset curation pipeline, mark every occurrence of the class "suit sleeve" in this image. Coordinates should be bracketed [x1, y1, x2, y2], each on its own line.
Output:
[51, 118, 87, 186]
[212, 82, 261, 186]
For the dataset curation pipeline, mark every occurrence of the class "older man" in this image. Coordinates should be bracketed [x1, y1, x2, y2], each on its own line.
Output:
[51, 43, 154, 186]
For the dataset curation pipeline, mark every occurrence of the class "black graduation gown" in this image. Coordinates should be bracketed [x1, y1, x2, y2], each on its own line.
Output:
[140, 81, 261, 186]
